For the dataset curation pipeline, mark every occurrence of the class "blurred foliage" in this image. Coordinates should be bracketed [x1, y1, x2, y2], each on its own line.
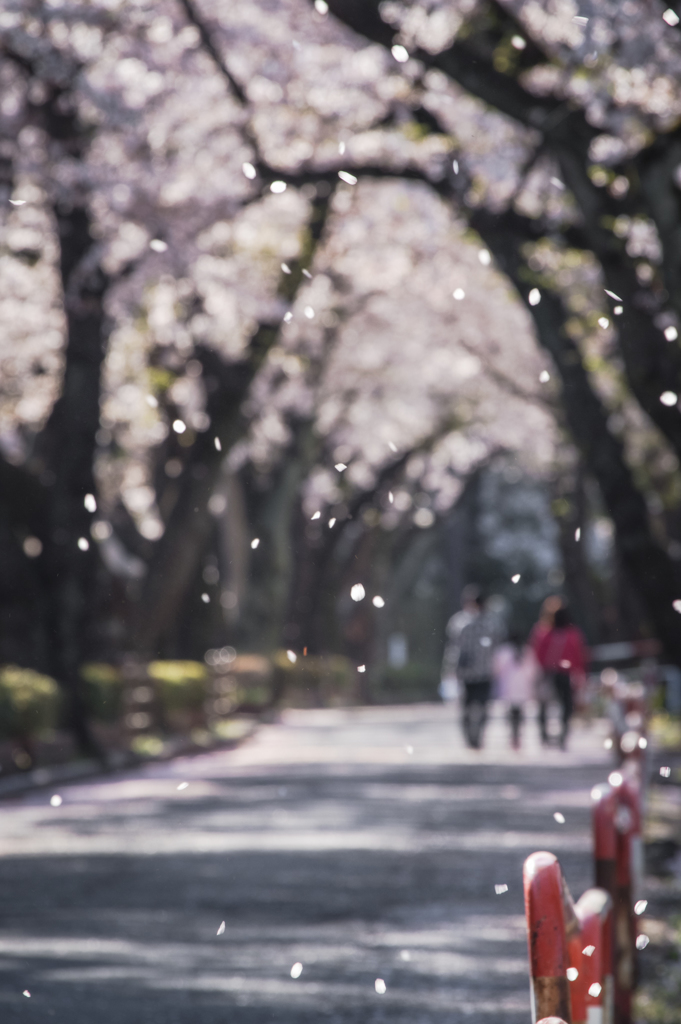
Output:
[273, 652, 356, 707]
[649, 713, 681, 751]
[0, 665, 60, 739]
[147, 660, 208, 713]
[375, 662, 441, 704]
[80, 662, 124, 723]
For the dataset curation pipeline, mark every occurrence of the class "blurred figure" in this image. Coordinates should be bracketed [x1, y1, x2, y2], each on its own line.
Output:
[529, 594, 563, 656]
[492, 632, 539, 750]
[441, 584, 482, 701]
[454, 591, 505, 749]
[535, 605, 588, 749]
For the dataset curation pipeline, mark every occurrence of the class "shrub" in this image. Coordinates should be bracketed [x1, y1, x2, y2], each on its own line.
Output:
[273, 652, 357, 707]
[0, 665, 61, 740]
[147, 660, 208, 713]
[80, 663, 124, 723]
[376, 662, 441, 703]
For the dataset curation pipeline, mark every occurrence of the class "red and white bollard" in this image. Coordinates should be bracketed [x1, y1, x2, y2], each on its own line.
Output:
[524, 851, 579, 1023]
[575, 887, 614, 1024]
[608, 769, 641, 1024]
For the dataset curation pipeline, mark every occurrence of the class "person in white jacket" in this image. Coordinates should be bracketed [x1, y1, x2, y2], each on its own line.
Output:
[492, 633, 539, 750]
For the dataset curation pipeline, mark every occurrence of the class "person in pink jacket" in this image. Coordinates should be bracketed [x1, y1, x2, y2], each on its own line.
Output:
[535, 605, 588, 749]
[492, 634, 539, 750]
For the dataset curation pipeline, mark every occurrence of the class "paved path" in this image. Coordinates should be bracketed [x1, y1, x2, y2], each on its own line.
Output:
[0, 703, 612, 1023]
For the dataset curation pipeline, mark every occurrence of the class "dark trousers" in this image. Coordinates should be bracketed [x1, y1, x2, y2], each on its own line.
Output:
[509, 705, 522, 747]
[538, 672, 573, 747]
[463, 679, 491, 748]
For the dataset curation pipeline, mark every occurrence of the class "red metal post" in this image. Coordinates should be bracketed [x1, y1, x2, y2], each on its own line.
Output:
[608, 771, 641, 1024]
[524, 851, 574, 1023]
[592, 782, 617, 901]
[575, 887, 614, 1024]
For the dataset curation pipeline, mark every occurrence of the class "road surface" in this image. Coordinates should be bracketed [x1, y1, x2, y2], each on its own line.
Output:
[0, 702, 612, 1023]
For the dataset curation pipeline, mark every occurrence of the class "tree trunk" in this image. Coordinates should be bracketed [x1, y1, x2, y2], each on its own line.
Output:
[473, 207, 681, 664]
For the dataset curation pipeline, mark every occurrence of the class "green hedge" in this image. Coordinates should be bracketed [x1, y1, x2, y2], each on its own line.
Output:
[147, 660, 208, 713]
[81, 663, 124, 723]
[0, 666, 61, 739]
[273, 652, 356, 707]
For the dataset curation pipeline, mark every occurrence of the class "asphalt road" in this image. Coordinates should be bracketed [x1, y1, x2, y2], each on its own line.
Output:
[0, 702, 612, 1024]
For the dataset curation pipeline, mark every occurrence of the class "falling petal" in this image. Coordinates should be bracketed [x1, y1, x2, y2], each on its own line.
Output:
[177, 782, 189, 790]
[453, 288, 465, 300]
[567, 967, 579, 981]
[575, 527, 581, 541]
[357, 665, 366, 673]
[281, 263, 292, 274]
[636, 934, 649, 950]
[375, 978, 387, 994]
[242, 162, 256, 179]
[251, 538, 260, 549]
[302, 269, 312, 279]
[350, 584, 365, 602]
[328, 518, 336, 528]
[660, 765, 671, 776]
[494, 883, 508, 894]
[391, 45, 409, 62]
[389, 491, 394, 503]
[84, 494, 97, 512]
[311, 511, 321, 520]
[290, 962, 303, 978]
[23, 990, 31, 997]
[539, 370, 550, 383]
[304, 306, 315, 319]
[270, 181, 287, 193]
[452, 159, 459, 174]
[511, 574, 520, 583]
[598, 317, 609, 328]
[478, 250, 491, 266]
[201, 593, 210, 603]
[672, 600, 681, 613]
[604, 289, 622, 301]
[10, 199, 26, 206]
[283, 312, 293, 323]
[50, 794, 62, 807]
[582, 945, 595, 957]
[173, 420, 186, 433]
[214, 437, 222, 451]
[314, 0, 328, 12]
[335, 463, 347, 471]
[664, 326, 678, 341]
[217, 921, 226, 935]
[635, 900, 648, 915]
[388, 442, 397, 452]
[372, 596, 385, 608]
[588, 982, 602, 998]
[550, 176, 565, 189]
[660, 391, 678, 406]
[338, 171, 357, 185]
[614, 305, 623, 315]
[554, 811, 566, 824]
[77, 537, 89, 551]
[338, 141, 346, 155]
[511, 35, 526, 50]
[528, 288, 541, 306]
[287, 650, 297, 663]
[663, 8, 680, 26]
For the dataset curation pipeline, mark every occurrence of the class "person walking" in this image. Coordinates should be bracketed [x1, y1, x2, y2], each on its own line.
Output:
[454, 592, 505, 749]
[441, 584, 482, 700]
[535, 605, 588, 749]
[492, 632, 539, 750]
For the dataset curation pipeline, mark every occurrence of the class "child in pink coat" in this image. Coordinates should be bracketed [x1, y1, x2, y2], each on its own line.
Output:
[492, 634, 539, 749]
